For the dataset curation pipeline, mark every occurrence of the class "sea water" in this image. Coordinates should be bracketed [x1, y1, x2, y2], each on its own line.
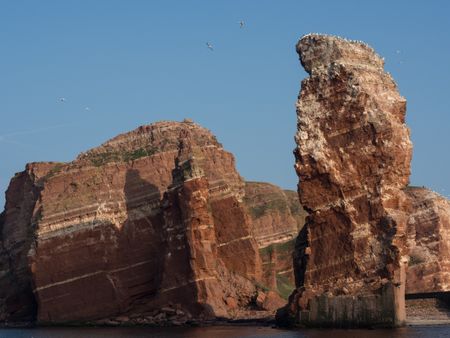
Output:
[0, 325, 449, 338]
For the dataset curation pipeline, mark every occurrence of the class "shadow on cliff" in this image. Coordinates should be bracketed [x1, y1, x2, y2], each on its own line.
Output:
[122, 166, 215, 318]
[26, 168, 168, 323]
[119, 168, 167, 312]
[0, 174, 40, 324]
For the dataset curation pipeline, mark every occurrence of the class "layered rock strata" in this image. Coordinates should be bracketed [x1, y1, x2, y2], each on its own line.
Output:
[244, 182, 305, 248]
[0, 120, 272, 325]
[283, 34, 413, 327]
[405, 187, 450, 294]
[244, 182, 306, 294]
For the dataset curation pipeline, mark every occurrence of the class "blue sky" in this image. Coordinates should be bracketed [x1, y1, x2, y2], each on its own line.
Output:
[1, 0, 450, 208]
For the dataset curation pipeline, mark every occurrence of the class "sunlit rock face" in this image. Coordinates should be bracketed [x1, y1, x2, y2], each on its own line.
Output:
[243, 182, 306, 295]
[405, 187, 450, 295]
[282, 34, 414, 328]
[0, 120, 267, 325]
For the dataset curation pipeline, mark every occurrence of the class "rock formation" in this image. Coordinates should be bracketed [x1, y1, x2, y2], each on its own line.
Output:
[244, 182, 305, 248]
[283, 34, 414, 328]
[405, 187, 450, 295]
[0, 120, 295, 326]
[243, 182, 306, 294]
[2, 33, 447, 328]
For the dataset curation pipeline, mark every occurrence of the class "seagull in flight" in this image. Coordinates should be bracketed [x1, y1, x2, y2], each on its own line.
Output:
[239, 20, 245, 28]
[206, 42, 214, 51]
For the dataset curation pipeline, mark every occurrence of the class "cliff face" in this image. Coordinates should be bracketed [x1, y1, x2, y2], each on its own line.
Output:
[244, 182, 305, 248]
[243, 182, 306, 296]
[405, 187, 450, 294]
[0, 120, 273, 325]
[0, 168, 42, 323]
[285, 34, 413, 327]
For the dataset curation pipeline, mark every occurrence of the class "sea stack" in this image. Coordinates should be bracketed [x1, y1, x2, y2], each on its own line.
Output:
[286, 34, 413, 327]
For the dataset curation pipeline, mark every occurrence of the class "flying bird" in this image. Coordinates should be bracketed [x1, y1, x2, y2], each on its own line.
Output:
[239, 20, 245, 28]
[206, 42, 214, 51]
[59, 97, 66, 103]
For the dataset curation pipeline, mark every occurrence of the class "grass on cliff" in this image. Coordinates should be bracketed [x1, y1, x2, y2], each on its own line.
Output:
[89, 151, 120, 166]
[259, 239, 296, 258]
[243, 184, 306, 227]
[247, 198, 288, 219]
[259, 239, 296, 300]
[255, 272, 294, 300]
[42, 162, 66, 180]
[276, 274, 295, 300]
[89, 146, 158, 166]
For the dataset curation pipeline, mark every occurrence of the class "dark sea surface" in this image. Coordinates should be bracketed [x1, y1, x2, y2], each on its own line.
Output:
[0, 325, 449, 338]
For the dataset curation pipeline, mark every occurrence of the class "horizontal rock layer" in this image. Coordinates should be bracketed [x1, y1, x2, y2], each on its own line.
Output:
[0, 120, 295, 325]
[243, 182, 306, 296]
[286, 33, 413, 328]
[405, 187, 450, 294]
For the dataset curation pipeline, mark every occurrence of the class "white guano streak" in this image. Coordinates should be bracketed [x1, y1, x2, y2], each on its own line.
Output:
[35, 259, 154, 292]
[217, 235, 252, 247]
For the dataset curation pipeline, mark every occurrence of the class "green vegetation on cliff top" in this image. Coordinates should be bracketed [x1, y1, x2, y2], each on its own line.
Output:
[89, 146, 158, 166]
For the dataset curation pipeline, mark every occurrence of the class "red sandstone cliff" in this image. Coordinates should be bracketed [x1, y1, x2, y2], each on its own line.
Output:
[3, 35, 447, 329]
[283, 34, 413, 328]
[279, 33, 450, 328]
[0, 120, 300, 326]
[0, 120, 294, 326]
[243, 182, 306, 295]
[405, 187, 450, 295]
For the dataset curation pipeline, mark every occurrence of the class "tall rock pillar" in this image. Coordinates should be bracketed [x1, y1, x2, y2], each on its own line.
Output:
[284, 34, 413, 328]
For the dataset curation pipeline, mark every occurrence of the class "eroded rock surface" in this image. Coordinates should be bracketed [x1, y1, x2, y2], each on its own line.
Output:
[244, 182, 306, 295]
[244, 182, 305, 248]
[405, 187, 450, 294]
[283, 34, 413, 328]
[0, 120, 285, 325]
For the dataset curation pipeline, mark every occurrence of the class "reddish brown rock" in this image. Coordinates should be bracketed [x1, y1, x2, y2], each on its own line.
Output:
[283, 34, 413, 328]
[405, 187, 450, 294]
[0, 120, 266, 325]
[0, 166, 45, 323]
[244, 182, 306, 294]
[262, 291, 286, 311]
[244, 182, 305, 248]
[255, 290, 286, 312]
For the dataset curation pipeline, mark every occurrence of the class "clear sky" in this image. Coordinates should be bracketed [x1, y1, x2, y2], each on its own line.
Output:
[1, 0, 450, 209]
